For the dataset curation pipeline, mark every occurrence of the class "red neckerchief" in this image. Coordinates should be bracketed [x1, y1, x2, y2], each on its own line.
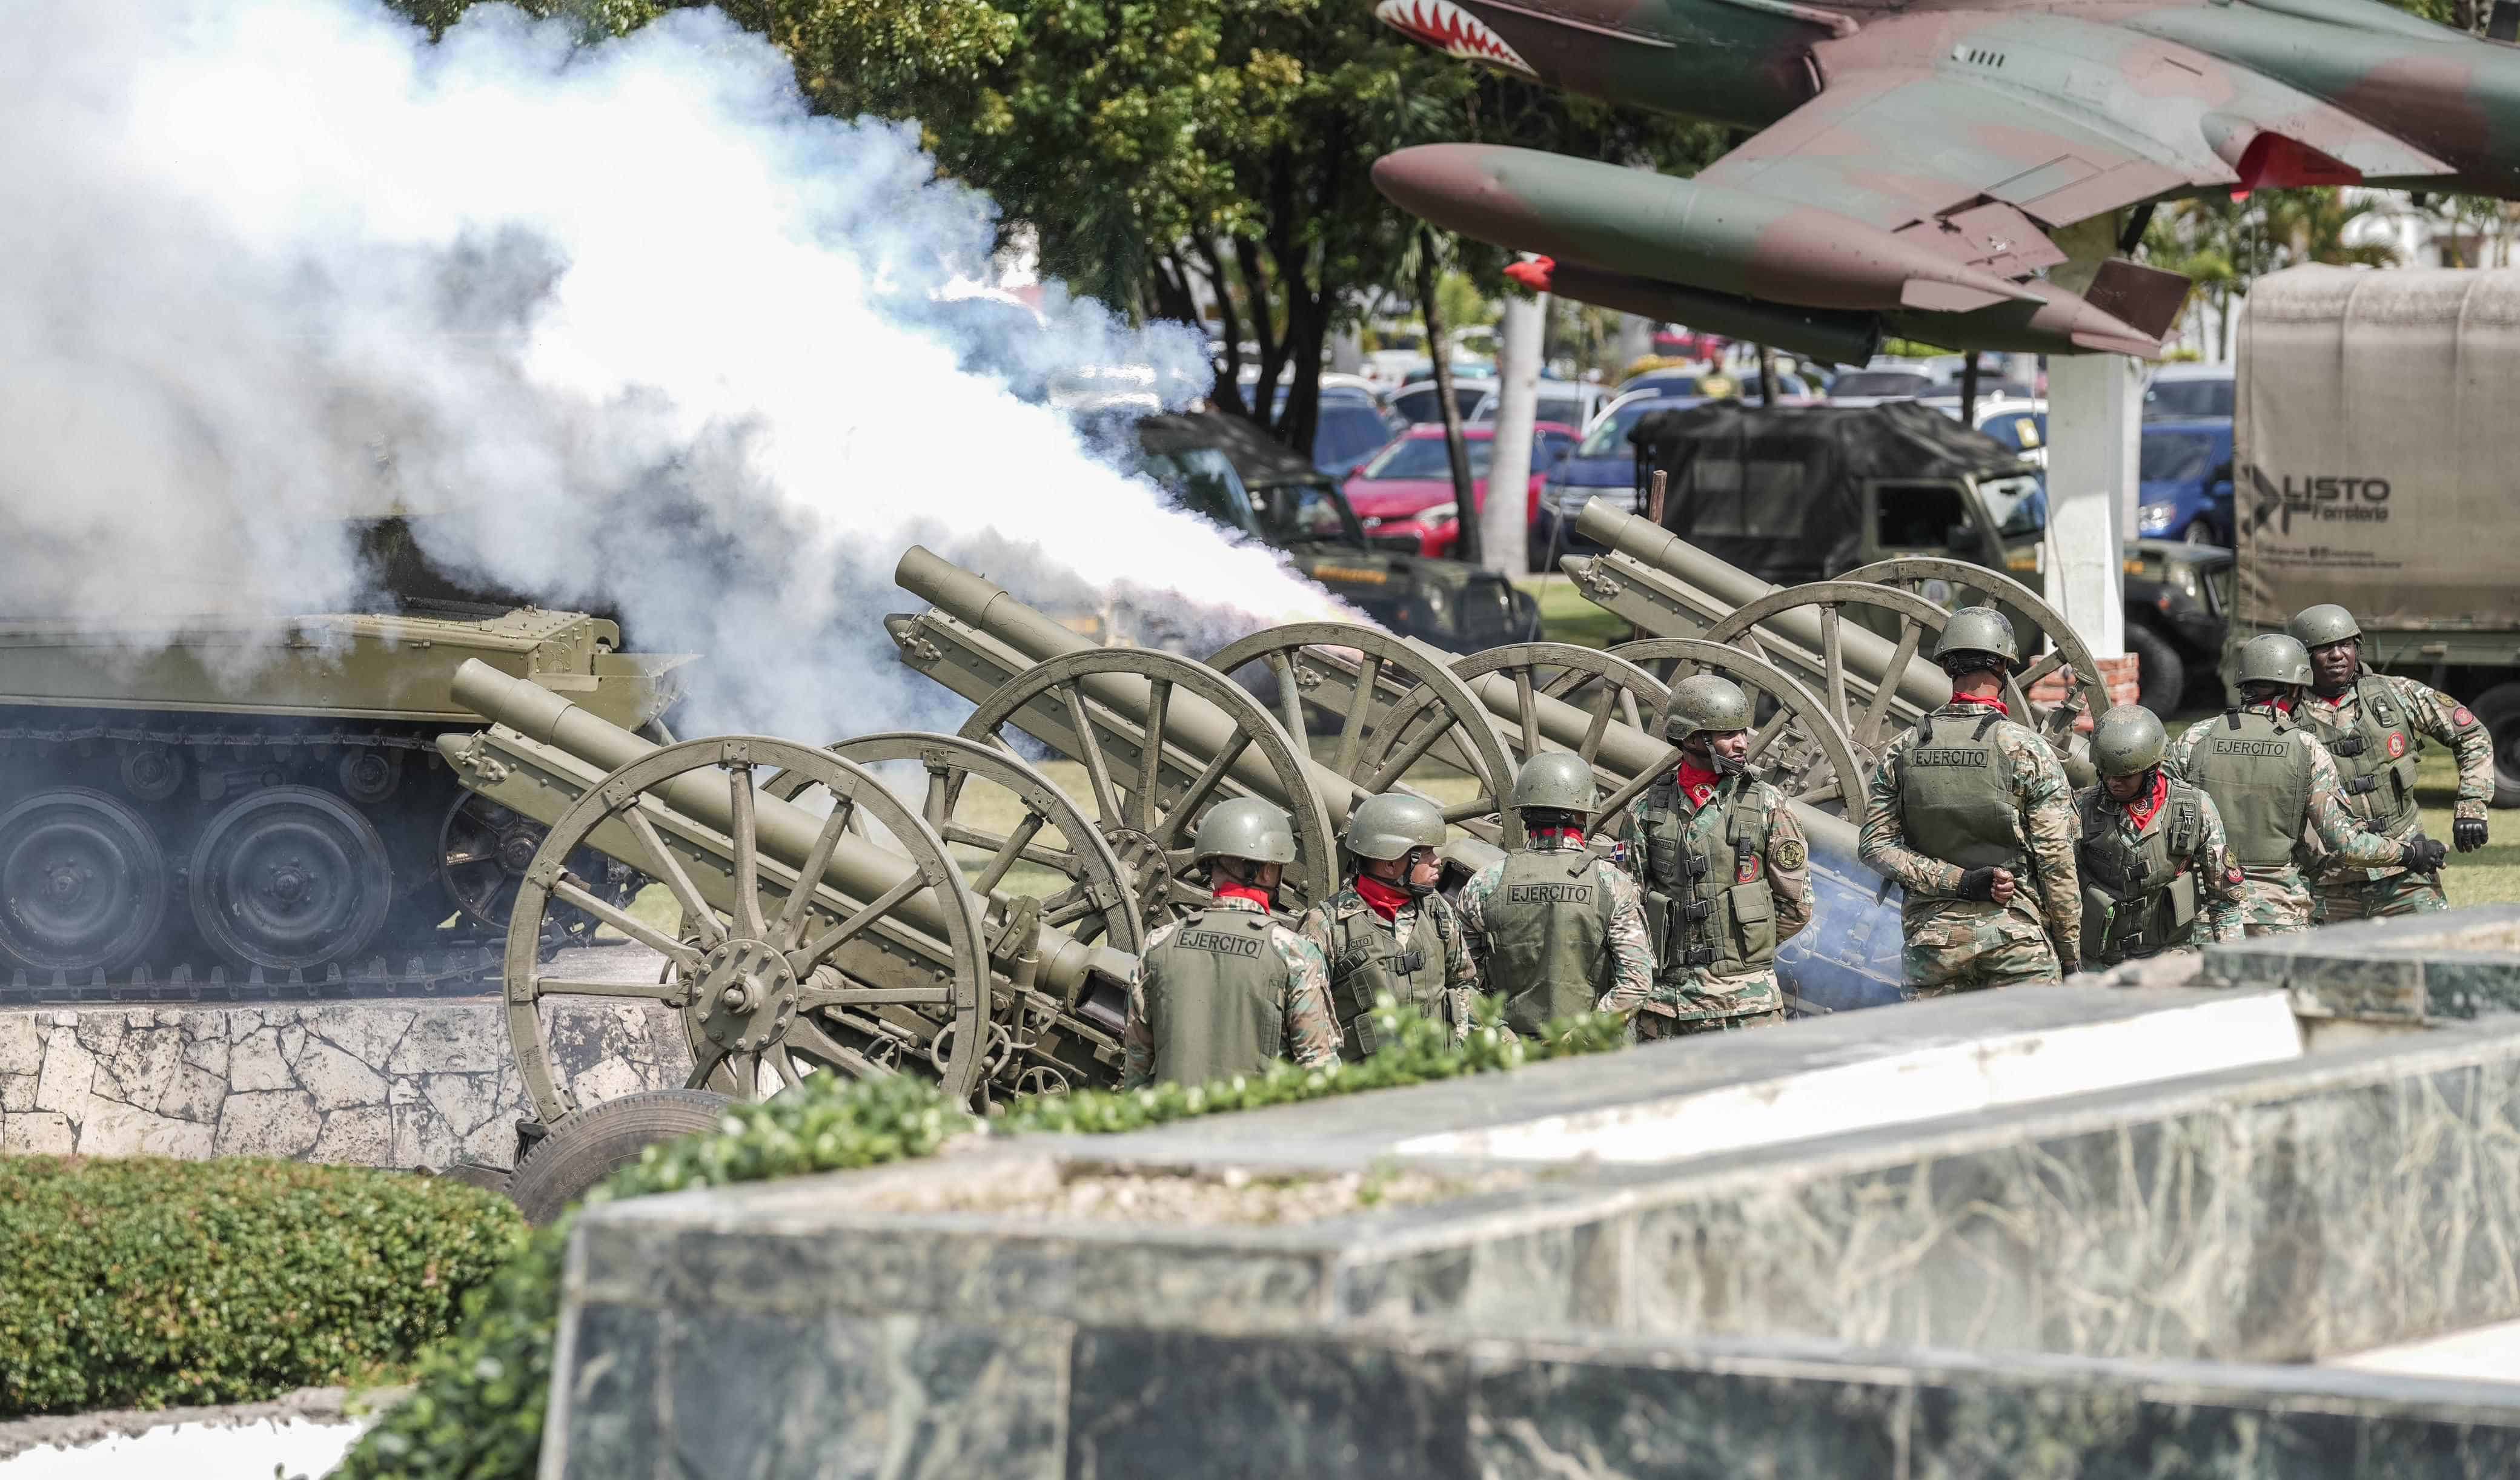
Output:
[1674, 762, 1723, 810]
[2119, 771, 2170, 830]
[1949, 693, 2010, 717]
[1531, 826, 1587, 848]
[1213, 881, 1274, 911]
[1353, 873, 1411, 921]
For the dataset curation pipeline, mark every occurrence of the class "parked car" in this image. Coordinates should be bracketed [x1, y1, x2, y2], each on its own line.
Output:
[1129, 411, 1538, 650]
[1613, 365, 1711, 399]
[2143, 362, 2235, 421]
[1970, 401, 2049, 467]
[1390, 375, 1496, 425]
[1342, 421, 1577, 562]
[1467, 380, 1613, 431]
[1532, 389, 1703, 564]
[1729, 369, 1822, 404]
[1825, 366, 1948, 406]
[2135, 418, 2235, 545]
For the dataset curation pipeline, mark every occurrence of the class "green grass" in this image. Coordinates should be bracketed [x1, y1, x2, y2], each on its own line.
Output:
[1514, 573, 1633, 650]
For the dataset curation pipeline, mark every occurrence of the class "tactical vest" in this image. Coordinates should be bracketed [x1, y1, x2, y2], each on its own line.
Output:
[1485, 848, 1611, 1037]
[1138, 905, 1285, 1087]
[1898, 712, 2028, 874]
[1637, 781, 1777, 979]
[2184, 707, 2313, 867]
[2076, 782, 2204, 965]
[2301, 676, 2421, 833]
[1324, 896, 1450, 1058]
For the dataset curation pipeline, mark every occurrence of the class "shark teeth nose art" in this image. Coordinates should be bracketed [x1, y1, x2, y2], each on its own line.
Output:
[1373, 0, 1536, 76]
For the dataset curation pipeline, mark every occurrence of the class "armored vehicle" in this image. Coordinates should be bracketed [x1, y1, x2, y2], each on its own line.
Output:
[1631, 400, 2223, 712]
[0, 523, 688, 994]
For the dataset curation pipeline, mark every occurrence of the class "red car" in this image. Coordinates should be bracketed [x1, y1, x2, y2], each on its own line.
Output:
[1342, 421, 1577, 560]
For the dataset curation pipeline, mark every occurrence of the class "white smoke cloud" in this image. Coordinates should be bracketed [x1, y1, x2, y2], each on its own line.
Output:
[0, 0, 1351, 739]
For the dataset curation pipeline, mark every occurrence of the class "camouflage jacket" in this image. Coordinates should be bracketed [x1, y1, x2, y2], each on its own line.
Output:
[1121, 894, 1340, 1089]
[2074, 781, 2249, 950]
[2164, 707, 2406, 876]
[1457, 832, 1654, 1016]
[1614, 771, 1814, 1007]
[2298, 671, 2494, 857]
[1859, 702, 2081, 956]
[1296, 885, 1479, 1043]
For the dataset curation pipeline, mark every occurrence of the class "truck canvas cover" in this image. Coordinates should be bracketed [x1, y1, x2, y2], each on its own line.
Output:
[1628, 401, 2025, 585]
[2236, 265, 2520, 631]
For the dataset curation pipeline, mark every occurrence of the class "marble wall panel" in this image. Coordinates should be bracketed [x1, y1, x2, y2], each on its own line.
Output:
[0, 999, 691, 1170]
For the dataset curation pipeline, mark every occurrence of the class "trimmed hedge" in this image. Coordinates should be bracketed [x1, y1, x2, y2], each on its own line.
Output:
[0, 1157, 526, 1418]
[341, 998, 1626, 1479]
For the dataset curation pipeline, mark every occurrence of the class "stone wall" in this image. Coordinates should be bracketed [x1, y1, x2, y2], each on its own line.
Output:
[0, 999, 692, 1171]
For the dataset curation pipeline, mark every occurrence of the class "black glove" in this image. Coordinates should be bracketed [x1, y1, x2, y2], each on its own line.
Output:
[2404, 837, 2450, 875]
[2456, 817, 2490, 853]
[1956, 867, 2003, 902]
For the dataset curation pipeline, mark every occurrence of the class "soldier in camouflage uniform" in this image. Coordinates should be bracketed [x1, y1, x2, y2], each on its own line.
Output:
[1122, 798, 1340, 1089]
[1297, 793, 1478, 1059]
[1459, 752, 1653, 1039]
[2075, 705, 2247, 966]
[1613, 673, 1813, 1036]
[2164, 633, 2439, 937]
[2289, 604, 2493, 924]
[1858, 607, 2081, 993]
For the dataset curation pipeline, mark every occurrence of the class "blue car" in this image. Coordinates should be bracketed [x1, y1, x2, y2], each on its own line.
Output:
[2136, 419, 2235, 546]
[1530, 390, 1700, 569]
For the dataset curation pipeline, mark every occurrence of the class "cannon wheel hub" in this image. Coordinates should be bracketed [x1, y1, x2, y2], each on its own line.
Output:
[693, 938, 798, 1051]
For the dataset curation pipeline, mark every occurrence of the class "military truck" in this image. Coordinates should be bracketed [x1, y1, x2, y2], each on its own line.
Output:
[2233, 265, 2520, 805]
[0, 521, 688, 994]
[1630, 400, 2229, 711]
[1129, 410, 1539, 653]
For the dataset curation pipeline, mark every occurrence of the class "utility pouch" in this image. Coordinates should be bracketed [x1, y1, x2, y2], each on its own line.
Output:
[2169, 872, 2198, 929]
[2080, 886, 2113, 965]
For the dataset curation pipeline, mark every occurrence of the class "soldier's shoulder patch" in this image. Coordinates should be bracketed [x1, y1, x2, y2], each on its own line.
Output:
[1607, 839, 1631, 866]
[2227, 867, 2246, 888]
[2387, 732, 2407, 759]
[1772, 837, 1807, 871]
[2455, 705, 2478, 728]
[1736, 853, 1764, 884]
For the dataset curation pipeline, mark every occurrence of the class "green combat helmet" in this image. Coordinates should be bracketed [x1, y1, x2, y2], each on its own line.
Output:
[1342, 793, 1447, 861]
[2091, 705, 2168, 779]
[2286, 603, 2362, 650]
[1508, 752, 1597, 815]
[2235, 633, 2313, 692]
[1932, 606, 2021, 672]
[1662, 673, 1755, 747]
[1192, 796, 1298, 865]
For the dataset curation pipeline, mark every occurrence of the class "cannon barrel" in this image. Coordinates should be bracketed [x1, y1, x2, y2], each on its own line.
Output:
[1568, 499, 1952, 712]
[440, 658, 1131, 997]
[892, 547, 1507, 875]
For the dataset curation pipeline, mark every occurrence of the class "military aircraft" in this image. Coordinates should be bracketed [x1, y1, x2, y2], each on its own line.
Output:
[1371, 0, 2520, 362]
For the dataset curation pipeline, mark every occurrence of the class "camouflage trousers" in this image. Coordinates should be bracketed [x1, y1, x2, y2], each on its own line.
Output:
[2235, 866, 2313, 939]
[1901, 900, 2061, 998]
[1637, 1006, 1786, 1040]
[2311, 870, 2448, 926]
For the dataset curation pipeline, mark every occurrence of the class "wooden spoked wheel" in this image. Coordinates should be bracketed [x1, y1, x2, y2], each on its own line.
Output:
[1609, 638, 1874, 827]
[502, 736, 987, 1123]
[1362, 641, 1669, 813]
[1205, 622, 1524, 848]
[1837, 556, 2114, 747]
[762, 732, 1144, 1101]
[956, 648, 1336, 929]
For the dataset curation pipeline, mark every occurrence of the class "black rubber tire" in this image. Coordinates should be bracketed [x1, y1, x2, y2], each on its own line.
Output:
[437, 1161, 513, 1197]
[2466, 681, 2520, 810]
[2124, 621, 2187, 716]
[506, 1089, 734, 1226]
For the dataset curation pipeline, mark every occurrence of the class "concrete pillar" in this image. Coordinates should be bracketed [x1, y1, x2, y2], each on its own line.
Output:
[1482, 292, 1545, 576]
[2039, 354, 2138, 709]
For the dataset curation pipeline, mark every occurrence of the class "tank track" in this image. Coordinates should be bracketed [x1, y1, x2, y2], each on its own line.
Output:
[0, 712, 526, 1003]
[0, 946, 500, 1008]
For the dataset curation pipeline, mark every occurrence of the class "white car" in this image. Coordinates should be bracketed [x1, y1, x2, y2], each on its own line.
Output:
[1467, 380, 1613, 431]
[1391, 375, 1496, 425]
[2143, 362, 2234, 420]
[1825, 363, 1950, 406]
